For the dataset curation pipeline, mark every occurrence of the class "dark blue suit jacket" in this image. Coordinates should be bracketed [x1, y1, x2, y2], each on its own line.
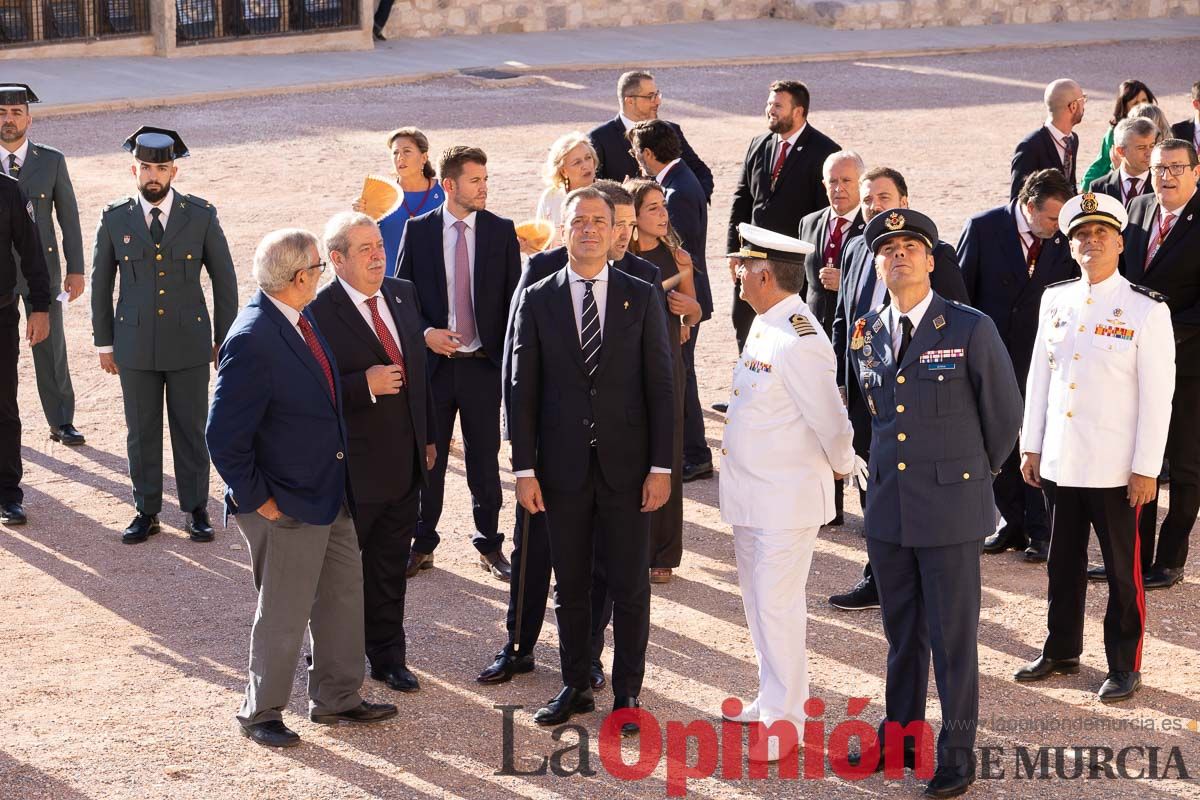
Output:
[800, 206, 865, 334]
[394, 205, 521, 370]
[588, 115, 714, 201]
[957, 201, 1077, 388]
[1010, 126, 1079, 200]
[206, 289, 350, 525]
[1087, 170, 1152, 204]
[1172, 119, 1196, 144]
[659, 160, 713, 319]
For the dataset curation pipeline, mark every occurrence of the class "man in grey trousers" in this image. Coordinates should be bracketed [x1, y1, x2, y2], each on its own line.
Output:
[206, 228, 397, 748]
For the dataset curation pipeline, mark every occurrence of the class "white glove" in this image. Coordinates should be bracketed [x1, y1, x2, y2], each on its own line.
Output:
[850, 454, 869, 492]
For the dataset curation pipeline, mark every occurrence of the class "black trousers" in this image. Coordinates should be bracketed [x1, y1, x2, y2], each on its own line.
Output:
[732, 284, 755, 354]
[543, 452, 651, 697]
[868, 536, 981, 779]
[415, 357, 502, 555]
[681, 326, 710, 466]
[354, 488, 418, 672]
[372, 0, 394, 27]
[0, 302, 21, 504]
[993, 442, 1050, 542]
[1140, 375, 1200, 570]
[1041, 481, 1145, 673]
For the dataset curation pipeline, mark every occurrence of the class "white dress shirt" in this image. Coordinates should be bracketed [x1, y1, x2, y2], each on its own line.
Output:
[339, 276, 403, 403]
[535, 186, 567, 248]
[1015, 201, 1037, 258]
[884, 288, 934, 354]
[618, 112, 636, 131]
[773, 124, 805, 168]
[0, 139, 29, 174]
[440, 208, 480, 351]
[264, 292, 306, 342]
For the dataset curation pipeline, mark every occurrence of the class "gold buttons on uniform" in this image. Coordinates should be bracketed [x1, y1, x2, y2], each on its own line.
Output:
[1078, 325, 1085, 332]
[896, 404, 906, 413]
[721, 448, 728, 455]
[1066, 411, 1074, 418]
[47, 246, 53, 252]
[158, 271, 165, 277]
[733, 389, 740, 396]
[123, 256, 129, 261]
[897, 433, 907, 441]
[1069, 383, 1076, 389]
[156, 254, 163, 261]
[896, 375, 906, 384]
[1073, 353, 1080, 360]
[39, 193, 45, 199]
[186, 254, 192, 260]
[963, 472, 970, 480]
[196, 316, 202, 321]
[898, 462, 907, 471]
[157, 309, 164, 316]
[1086, 298, 1094, 304]
[158, 289, 165, 295]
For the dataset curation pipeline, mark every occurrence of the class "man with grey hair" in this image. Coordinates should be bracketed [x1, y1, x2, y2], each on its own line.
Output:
[308, 212, 437, 695]
[207, 228, 397, 748]
[1088, 116, 1157, 207]
[1011, 78, 1086, 199]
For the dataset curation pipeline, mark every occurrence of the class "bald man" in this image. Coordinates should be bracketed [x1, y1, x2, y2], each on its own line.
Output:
[1011, 78, 1086, 199]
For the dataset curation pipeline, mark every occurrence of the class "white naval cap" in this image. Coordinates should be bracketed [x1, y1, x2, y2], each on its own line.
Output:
[727, 222, 816, 264]
[1059, 191, 1129, 236]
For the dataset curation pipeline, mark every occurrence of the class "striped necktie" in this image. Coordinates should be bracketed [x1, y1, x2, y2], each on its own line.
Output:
[579, 279, 601, 444]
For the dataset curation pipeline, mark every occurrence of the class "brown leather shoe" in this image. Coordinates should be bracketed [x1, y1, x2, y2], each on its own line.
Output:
[650, 568, 672, 584]
[479, 549, 512, 581]
[406, 551, 433, 579]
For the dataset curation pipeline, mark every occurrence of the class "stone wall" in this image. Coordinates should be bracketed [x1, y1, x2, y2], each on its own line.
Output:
[793, 0, 1200, 29]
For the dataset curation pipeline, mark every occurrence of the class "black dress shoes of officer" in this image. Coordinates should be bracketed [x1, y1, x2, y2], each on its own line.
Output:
[371, 664, 420, 692]
[711, 402, 728, 413]
[590, 659, 606, 691]
[1, 501, 27, 525]
[372, 24, 386, 41]
[186, 508, 215, 542]
[241, 719, 300, 748]
[406, 551, 433, 578]
[533, 686, 594, 726]
[122, 513, 160, 544]
[477, 650, 535, 684]
[49, 424, 85, 446]
[682, 461, 713, 482]
[612, 696, 641, 736]
[924, 764, 975, 798]
[310, 701, 398, 725]
[1023, 539, 1049, 563]
[982, 524, 1027, 554]
[1087, 564, 1107, 581]
[1143, 566, 1184, 590]
[1098, 671, 1141, 703]
[1013, 655, 1080, 682]
[479, 549, 512, 581]
[829, 574, 880, 611]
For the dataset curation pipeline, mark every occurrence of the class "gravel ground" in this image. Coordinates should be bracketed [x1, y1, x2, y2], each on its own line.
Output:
[1, 42, 1199, 800]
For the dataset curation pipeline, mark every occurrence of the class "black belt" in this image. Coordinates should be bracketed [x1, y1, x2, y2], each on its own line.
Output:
[448, 349, 489, 360]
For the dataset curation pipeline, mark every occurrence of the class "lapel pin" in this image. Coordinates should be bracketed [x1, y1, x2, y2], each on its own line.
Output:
[623, 300, 629, 310]
[395, 296, 402, 304]
[123, 234, 131, 244]
[933, 315, 946, 330]
[1189, 214, 1194, 222]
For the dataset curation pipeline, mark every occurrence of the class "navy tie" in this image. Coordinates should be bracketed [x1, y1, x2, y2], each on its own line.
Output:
[580, 280, 601, 445]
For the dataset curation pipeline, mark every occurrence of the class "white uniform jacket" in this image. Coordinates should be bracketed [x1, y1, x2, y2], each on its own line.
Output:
[1021, 272, 1175, 487]
[720, 293, 857, 528]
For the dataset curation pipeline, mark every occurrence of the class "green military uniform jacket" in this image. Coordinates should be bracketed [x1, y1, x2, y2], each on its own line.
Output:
[91, 191, 238, 371]
[14, 143, 84, 285]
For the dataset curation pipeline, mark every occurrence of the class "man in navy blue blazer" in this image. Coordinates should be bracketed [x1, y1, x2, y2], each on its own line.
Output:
[959, 169, 1077, 562]
[629, 120, 714, 479]
[207, 229, 396, 749]
[396, 146, 521, 581]
[1010, 78, 1085, 199]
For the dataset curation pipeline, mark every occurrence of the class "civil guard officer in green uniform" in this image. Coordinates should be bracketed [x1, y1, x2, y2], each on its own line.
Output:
[0, 83, 87, 446]
[91, 127, 238, 544]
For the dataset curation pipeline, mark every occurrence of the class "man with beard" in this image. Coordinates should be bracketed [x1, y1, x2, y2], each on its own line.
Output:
[0, 84, 86, 447]
[1010, 78, 1086, 199]
[91, 127, 238, 544]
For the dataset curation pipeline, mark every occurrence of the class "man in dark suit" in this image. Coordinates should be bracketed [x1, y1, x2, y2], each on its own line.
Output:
[588, 70, 712, 201]
[1010, 78, 1086, 199]
[479, 180, 662, 687]
[396, 146, 521, 581]
[0, 84, 86, 447]
[1170, 80, 1199, 151]
[628, 119, 714, 480]
[207, 229, 397, 749]
[510, 187, 674, 732]
[307, 212, 436, 695]
[850, 210, 1022, 796]
[727, 80, 841, 353]
[827, 166, 970, 612]
[959, 168, 1077, 563]
[1120, 139, 1200, 590]
[1088, 117, 1156, 208]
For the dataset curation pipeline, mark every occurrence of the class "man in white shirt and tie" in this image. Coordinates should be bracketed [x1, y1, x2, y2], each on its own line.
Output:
[1010, 78, 1086, 199]
[1087, 117, 1156, 208]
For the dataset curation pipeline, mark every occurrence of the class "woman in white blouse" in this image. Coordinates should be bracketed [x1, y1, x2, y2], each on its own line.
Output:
[525, 132, 598, 252]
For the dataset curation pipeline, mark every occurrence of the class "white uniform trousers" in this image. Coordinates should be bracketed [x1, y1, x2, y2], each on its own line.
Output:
[732, 524, 819, 727]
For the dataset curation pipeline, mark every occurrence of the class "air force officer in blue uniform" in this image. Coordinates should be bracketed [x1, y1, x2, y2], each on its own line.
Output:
[849, 210, 1022, 798]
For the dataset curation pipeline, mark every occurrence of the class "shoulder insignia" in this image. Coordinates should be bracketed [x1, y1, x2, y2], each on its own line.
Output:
[184, 194, 214, 211]
[105, 197, 133, 212]
[1044, 277, 1082, 289]
[1130, 284, 1168, 303]
[790, 313, 815, 338]
[946, 300, 984, 317]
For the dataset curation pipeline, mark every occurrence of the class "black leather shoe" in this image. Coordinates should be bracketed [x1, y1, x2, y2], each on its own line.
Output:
[1023, 540, 1050, 562]
[371, 664, 420, 693]
[372, 24, 386, 41]
[122, 513, 160, 544]
[829, 574, 880, 611]
[682, 461, 713, 482]
[1, 501, 27, 525]
[480, 549, 512, 581]
[824, 513, 845, 527]
[612, 696, 641, 736]
[477, 650, 535, 684]
[310, 701, 398, 725]
[1087, 564, 1107, 581]
[1098, 671, 1141, 703]
[186, 508, 215, 542]
[924, 765, 975, 798]
[983, 524, 1027, 554]
[1014, 655, 1080, 682]
[406, 551, 433, 578]
[590, 659, 606, 691]
[1144, 566, 1184, 590]
[50, 424, 85, 446]
[533, 686, 594, 726]
[240, 719, 300, 747]
[711, 402, 728, 413]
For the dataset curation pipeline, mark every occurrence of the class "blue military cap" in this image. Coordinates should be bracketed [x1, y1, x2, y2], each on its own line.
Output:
[0, 84, 39, 105]
[864, 208, 938, 253]
[123, 126, 189, 163]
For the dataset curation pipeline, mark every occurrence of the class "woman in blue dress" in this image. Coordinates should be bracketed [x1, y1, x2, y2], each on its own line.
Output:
[357, 127, 444, 275]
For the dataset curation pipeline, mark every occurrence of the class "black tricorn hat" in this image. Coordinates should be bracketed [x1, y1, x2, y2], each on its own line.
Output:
[0, 84, 39, 105]
[122, 126, 189, 163]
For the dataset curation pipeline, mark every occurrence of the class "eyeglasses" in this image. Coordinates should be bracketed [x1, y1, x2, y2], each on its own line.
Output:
[625, 91, 662, 101]
[1151, 164, 1194, 178]
[291, 260, 326, 280]
[1071, 93, 1088, 105]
